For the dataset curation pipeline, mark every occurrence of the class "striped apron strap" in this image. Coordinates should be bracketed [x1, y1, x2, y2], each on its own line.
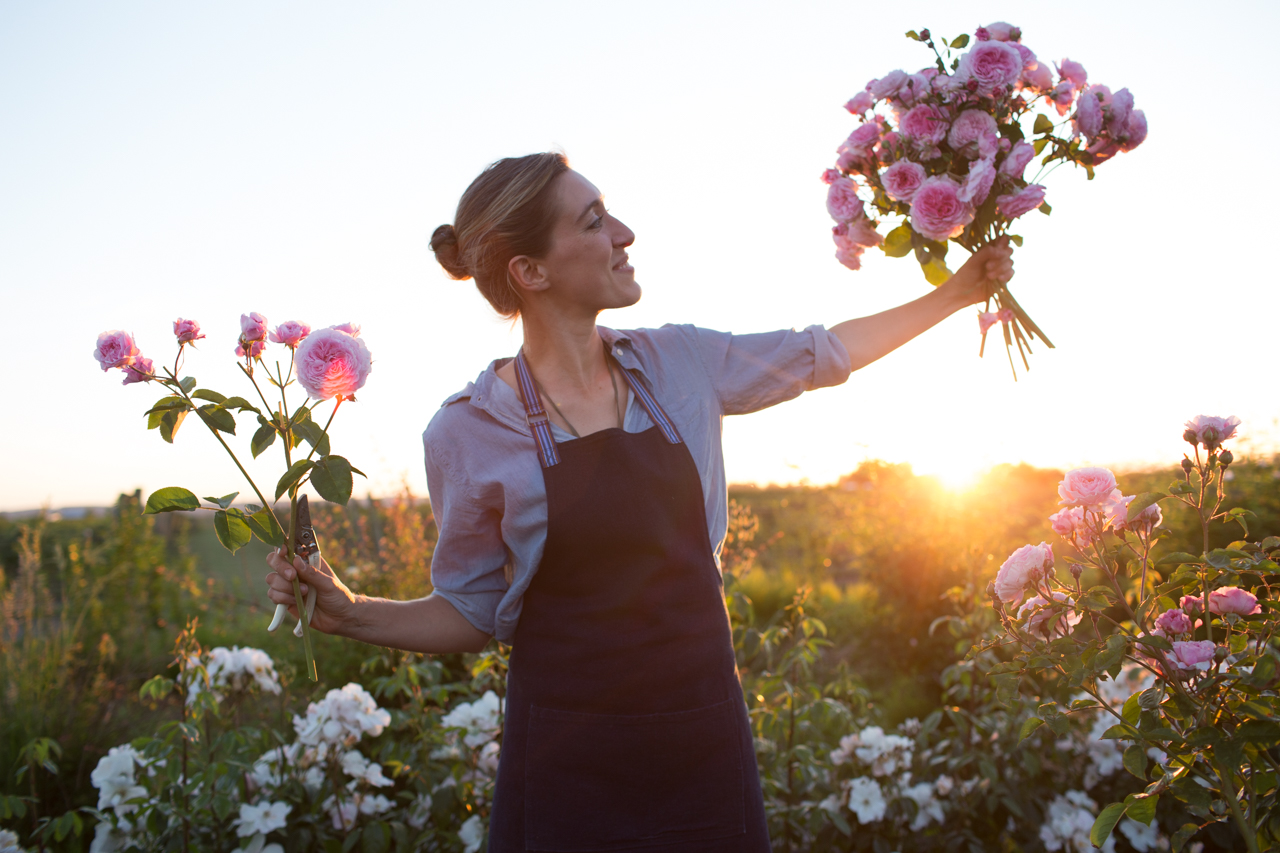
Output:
[513, 350, 560, 468]
[618, 367, 683, 445]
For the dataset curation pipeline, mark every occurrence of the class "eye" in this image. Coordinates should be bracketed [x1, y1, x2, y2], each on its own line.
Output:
[588, 214, 605, 230]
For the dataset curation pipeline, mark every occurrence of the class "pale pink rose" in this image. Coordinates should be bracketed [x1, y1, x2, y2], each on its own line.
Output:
[947, 110, 998, 154]
[1180, 594, 1204, 614]
[1022, 63, 1053, 92]
[835, 246, 865, 271]
[1000, 141, 1036, 179]
[1184, 415, 1241, 449]
[173, 318, 205, 345]
[1154, 608, 1193, 636]
[955, 42, 1024, 96]
[836, 148, 861, 172]
[821, 169, 840, 185]
[974, 26, 990, 42]
[899, 104, 949, 145]
[997, 308, 1015, 324]
[1107, 88, 1134, 132]
[996, 184, 1046, 219]
[296, 326, 373, 402]
[982, 21, 1021, 42]
[1057, 467, 1117, 507]
[1011, 43, 1036, 71]
[240, 312, 269, 342]
[898, 73, 931, 105]
[875, 131, 902, 165]
[994, 542, 1053, 605]
[845, 91, 875, 115]
[1120, 110, 1147, 152]
[826, 177, 865, 223]
[236, 339, 267, 359]
[1118, 496, 1163, 535]
[976, 131, 1000, 160]
[909, 176, 974, 241]
[869, 70, 909, 101]
[1074, 93, 1103, 140]
[957, 158, 996, 205]
[94, 330, 140, 371]
[844, 218, 883, 248]
[1048, 506, 1094, 543]
[1209, 587, 1261, 616]
[121, 356, 155, 385]
[1017, 592, 1081, 639]
[880, 160, 926, 202]
[1057, 59, 1087, 91]
[1171, 640, 1216, 672]
[329, 322, 361, 337]
[1048, 81, 1075, 116]
[270, 321, 311, 349]
[978, 312, 999, 334]
[846, 123, 881, 150]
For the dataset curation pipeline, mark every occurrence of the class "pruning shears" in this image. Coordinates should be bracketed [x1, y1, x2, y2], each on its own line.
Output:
[266, 494, 320, 637]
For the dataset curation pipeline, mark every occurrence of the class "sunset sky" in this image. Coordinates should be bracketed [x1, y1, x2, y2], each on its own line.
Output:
[3, 0, 1278, 512]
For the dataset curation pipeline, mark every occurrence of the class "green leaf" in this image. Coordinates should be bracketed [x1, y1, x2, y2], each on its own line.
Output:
[362, 821, 389, 853]
[191, 388, 226, 404]
[290, 405, 312, 426]
[139, 675, 174, 701]
[222, 396, 261, 414]
[180, 377, 197, 393]
[1033, 113, 1054, 135]
[246, 508, 285, 546]
[1121, 693, 1141, 726]
[213, 510, 252, 554]
[160, 408, 189, 442]
[1078, 585, 1119, 611]
[1122, 744, 1147, 780]
[197, 404, 237, 435]
[1090, 802, 1127, 848]
[1124, 792, 1158, 826]
[1008, 234, 1023, 247]
[144, 397, 192, 415]
[1038, 203, 1052, 215]
[351, 463, 367, 478]
[1101, 723, 1138, 740]
[1032, 137, 1049, 155]
[202, 492, 239, 510]
[882, 224, 914, 258]
[1135, 634, 1172, 652]
[295, 420, 331, 458]
[1018, 717, 1044, 743]
[904, 29, 920, 40]
[1157, 551, 1200, 566]
[144, 487, 200, 514]
[1171, 823, 1200, 853]
[950, 33, 969, 48]
[1127, 492, 1166, 521]
[251, 424, 278, 458]
[1237, 719, 1280, 740]
[311, 455, 354, 505]
[275, 460, 314, 500]
[921, 256, 952, 286]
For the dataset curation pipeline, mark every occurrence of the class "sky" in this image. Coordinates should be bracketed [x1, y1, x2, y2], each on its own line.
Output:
[3, 0, 1278, 512]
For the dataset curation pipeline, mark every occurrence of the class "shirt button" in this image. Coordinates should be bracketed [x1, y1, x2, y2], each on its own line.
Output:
[614, 348, 622, 356]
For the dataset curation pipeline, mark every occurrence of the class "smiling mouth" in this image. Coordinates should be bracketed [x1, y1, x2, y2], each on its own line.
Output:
[613, 254, 633, 272]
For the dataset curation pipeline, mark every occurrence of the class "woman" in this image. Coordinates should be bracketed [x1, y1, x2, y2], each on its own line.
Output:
[265, 152, 1013, 851]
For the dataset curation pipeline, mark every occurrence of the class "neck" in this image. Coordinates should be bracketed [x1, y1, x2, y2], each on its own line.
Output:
[519, 305, 608, 391]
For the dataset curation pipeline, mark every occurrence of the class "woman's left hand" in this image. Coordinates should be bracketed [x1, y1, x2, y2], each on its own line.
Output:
[941, 237, 1015, 308]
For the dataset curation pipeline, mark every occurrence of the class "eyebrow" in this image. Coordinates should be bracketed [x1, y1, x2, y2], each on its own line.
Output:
[578, 197, 604, 222]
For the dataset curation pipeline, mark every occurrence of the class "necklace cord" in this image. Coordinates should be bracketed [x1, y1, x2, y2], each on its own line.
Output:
[528, 346, 623, 439]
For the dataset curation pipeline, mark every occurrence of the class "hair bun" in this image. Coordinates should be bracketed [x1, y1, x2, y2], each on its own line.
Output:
[430, 223, 470, 280]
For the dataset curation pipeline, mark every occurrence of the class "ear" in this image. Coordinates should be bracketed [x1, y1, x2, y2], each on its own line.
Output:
[508, 255, 550, 296]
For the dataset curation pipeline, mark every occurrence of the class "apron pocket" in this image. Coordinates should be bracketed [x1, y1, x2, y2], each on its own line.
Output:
[525, 697, 745, 851]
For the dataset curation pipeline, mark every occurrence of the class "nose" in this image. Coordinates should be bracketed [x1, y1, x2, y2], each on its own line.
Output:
[610, 215, 635, 248]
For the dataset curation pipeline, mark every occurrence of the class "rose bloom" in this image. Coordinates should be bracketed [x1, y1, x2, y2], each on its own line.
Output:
[821, 168, 841, 185]
[94, 330, 140, 371]
[978, 312, 999, 335]
[1104, 492, 1135, 531]
[1154, 608, 1193, 636]
[240, 312, 269, 342]
[1108, 88, 1134, 130]
[982, 21, 1021, 42]
[1000, 141, 1036, 179]
[1017, 592, 1081, 640]
[1171, 640, 1216, 672]
[173, 318, 205, 345]
[121, 356, 155, 385]
[880, 160, 926, 202]
[996, 184, 1046, 219]
[994, 542, 1052, 605]
[826, 177, 865, 223]
[869, 70, 908, 101]
[1120, 110, 1147, 151]
[844, 122, 881, 152]
[956, 41, 1023, 96]
[1180, 594, 1204, 614]
[1122, 500, 1163, 535]
[270, 321, 311, 349]
[844, 218, 883, 248]
[1074, 89, 1105, 140]
[909, 176, 974, 241]
[1184, 414, 1241, 449]
[1057, 58, 1087, 90]
[947, 110, 998, 154]
[1048, 506, 1094, 544]
[898, 104, 949, 145]
[845, 91, 874, 115]
[236, 339, 267, 359]
[997, 308, 1014, 324]
[957, 158, 996, 205]
[1021, 62, 1054, 92]
[296, 326, 373, 402]
[1057, 467, 1117, 507]
[1209, 586, 1261, 616]
[330, 322, 362, 337]
[1048, 81, 1075, 116]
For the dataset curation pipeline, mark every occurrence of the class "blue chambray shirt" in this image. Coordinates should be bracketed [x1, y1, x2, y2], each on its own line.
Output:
[422, 324, 852, 642]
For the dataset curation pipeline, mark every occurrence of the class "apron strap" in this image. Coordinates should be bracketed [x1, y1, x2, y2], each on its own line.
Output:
[513, 350, 560, 468]
[618, 367, 683, 446]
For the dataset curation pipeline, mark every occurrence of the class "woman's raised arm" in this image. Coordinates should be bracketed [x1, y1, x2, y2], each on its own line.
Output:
[831, 238, 1013, 372]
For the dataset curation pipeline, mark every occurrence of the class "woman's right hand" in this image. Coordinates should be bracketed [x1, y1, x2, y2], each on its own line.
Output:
[265, 548, 360, 637]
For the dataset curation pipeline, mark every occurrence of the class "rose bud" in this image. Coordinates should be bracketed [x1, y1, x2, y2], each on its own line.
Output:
[1069, 564, 1083, 581]
[919, 28, 930, 40]
[1220, 450, 1234, 467]
[1181, 458, 1194, 474]
[1183, 428, 1198, 446]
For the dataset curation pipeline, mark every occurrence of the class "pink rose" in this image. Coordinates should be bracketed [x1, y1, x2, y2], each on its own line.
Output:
[997, 308, 1014, 324]
[236, 339, 266, 359]
[899, 104, 949, 145]
[1048, 506, 1095, 544]
[947, 110, 998, 154]
[121, 356, 155, 385]
[94, 330, 140, 371]
[982, 21, 1021, 42]
[846, 123, 881, 150]
[1115, 495, 1163, 535]
[845, 218, 883, 248]
[1057, 59, 1087, 91]
[295, 326, 373, 402]
[1154, 608, 1193, 637]
[1180, 594, 1204, 614]
[270, 321, 311, 349]
[869, 70, 909, 101]
[1021, 63, 1053, 92]
[957, 158, 996, 205]
[880, 160, 926, 202]
[1000, 141, 1036, 179]
[909, 176, 974, 241]
[996, 184, 1046, 219]
[994, 542, 1053, 605]
[1074, 88, 1107, 140]
[875, 131, 902, 165]
[835, 245, 865, 271]
[974, 26, 990, 42]
[978, 312, 999, 334]
[955, 42, 1024, 96]
[1107, 88, 1134, 132]
[826, 177, 865, 223]
[821, 169, 841, 185]
[1120, 110, 1147, 152]
[1017, 592, 1081, 639]
[1048, 82, 1075, 116]
[240, 312, 269, 342]
[845, 91, 875, 115]
[329, 322, 361, 337]
[1184, 415, 1241, 449]
[1057, 467, 1117, 507]
[173, 318, 205, 345]
[1209, 587, 1261, 616]
[1171, 640, 1216, 672]
[1011, 43, 1036, 71]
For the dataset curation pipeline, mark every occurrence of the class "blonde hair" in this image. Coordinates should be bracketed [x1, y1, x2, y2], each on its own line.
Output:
[430, 152, 571, 318]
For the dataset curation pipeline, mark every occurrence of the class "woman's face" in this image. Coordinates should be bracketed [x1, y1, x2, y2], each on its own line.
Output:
[534, 170, 638, 313]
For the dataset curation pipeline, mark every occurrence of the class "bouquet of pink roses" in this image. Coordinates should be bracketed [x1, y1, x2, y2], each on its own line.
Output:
[94, 314, 373, 681]
[825, 22, 1147, 376]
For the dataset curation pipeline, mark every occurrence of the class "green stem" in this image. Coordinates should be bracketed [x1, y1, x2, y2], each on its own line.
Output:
[1213, 756, 1261, 853]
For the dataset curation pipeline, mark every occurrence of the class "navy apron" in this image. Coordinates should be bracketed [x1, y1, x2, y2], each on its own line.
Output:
[486, 350, 770, 852]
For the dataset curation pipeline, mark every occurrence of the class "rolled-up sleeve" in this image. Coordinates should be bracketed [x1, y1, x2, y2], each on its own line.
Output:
[688, 325, 852, 416]
[423, 425, 507, 637]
